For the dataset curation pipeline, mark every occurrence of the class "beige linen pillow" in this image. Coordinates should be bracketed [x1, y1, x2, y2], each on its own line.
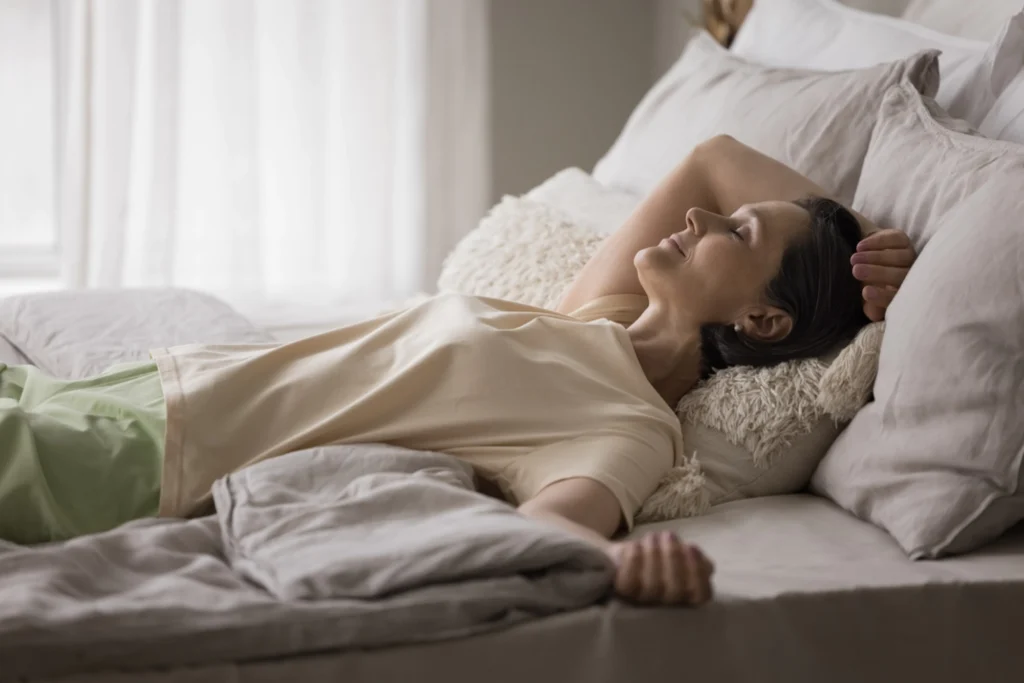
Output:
[442, 193, 882, 522]
[812, 83, 1024, 558]
[593, 32, 939, 203]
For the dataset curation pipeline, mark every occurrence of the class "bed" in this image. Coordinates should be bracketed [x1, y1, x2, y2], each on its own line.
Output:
[5, 1, 1024, 681]
[2, 272, 1023, 683]
[18, 495, 1021, 683]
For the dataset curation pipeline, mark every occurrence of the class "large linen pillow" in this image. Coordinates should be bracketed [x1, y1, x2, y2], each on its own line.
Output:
[812, 83, 1024, 559]
[0, 288, 273, 379]
[592, 31, 938, 202]
[731, 0, 1024, 126]
[902, 0, 1024, 42]
[441, 189, 883, 522]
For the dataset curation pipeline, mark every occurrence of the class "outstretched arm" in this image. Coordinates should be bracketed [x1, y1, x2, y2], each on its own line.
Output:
[519, 477, 714, 605]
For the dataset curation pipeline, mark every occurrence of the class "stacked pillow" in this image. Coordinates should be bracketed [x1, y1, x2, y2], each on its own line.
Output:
[812, 83, 1024, 558]
[728, 0, 1024, 147]
[730, 0, 1024, 127]
[592, 32, 938, 201]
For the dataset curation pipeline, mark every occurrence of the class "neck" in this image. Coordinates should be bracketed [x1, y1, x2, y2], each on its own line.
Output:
[626, 303, 704, 407]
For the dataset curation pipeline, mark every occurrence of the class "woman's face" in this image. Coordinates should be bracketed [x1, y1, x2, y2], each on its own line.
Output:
[635, 200, 811, 329]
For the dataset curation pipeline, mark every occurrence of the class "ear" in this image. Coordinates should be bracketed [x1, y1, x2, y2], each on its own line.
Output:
[735, 305, 793, 343]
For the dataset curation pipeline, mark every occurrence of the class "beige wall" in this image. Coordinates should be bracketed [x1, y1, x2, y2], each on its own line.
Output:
[653, 0, 702, 78]
[487, 0, 914, 205]
[488, 0, 661, 202]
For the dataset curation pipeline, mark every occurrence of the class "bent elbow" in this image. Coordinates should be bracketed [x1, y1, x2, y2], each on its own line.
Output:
[694, 134, 739, 158]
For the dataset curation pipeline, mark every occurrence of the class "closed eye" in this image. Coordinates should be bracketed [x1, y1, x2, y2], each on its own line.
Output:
[730, 227, 744, 240]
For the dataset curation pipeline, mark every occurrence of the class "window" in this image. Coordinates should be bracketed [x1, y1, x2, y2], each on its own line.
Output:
[0, 0, 488, 316]
[0, 0, 59, 287]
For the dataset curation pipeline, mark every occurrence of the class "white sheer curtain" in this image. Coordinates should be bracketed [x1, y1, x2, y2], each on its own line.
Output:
[51, 0, 490, 318]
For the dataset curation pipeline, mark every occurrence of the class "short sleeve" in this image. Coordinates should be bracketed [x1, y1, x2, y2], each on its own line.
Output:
[500, 433, 673, 531]
[568, 294, 649, 327]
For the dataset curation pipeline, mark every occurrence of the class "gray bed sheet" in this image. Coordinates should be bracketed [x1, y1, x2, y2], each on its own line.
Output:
[35, 494, 1024, 683]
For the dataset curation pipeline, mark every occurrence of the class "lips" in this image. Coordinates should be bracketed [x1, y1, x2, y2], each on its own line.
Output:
[669, 233, 687, 258]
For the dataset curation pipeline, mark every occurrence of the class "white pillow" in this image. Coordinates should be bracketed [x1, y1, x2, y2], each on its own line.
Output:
[439, 189, 883, 522]
[592, 32, 938, 202]
[731, 0, 1024, 127]
[902, 0, 1024, 41]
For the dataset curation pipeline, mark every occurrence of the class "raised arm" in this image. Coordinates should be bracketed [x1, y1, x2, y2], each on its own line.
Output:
[692, 135, 882, 227]
[519, 477, 714, 606]
[556, 135, 886, 316]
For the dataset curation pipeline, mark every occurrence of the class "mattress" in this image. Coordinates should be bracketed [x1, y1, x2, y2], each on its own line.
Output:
[43, 494, 1024, 683]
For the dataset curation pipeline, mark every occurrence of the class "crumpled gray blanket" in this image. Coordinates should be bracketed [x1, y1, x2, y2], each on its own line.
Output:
[0, 444, 613, 681]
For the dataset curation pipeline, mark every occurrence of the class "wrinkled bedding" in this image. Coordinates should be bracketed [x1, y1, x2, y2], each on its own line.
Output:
[0, 444, 612, 681]
[0, 288, 272, 379]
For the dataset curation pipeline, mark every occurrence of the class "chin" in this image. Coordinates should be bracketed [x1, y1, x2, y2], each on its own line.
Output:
[634, 249, 677, 298]
[634, 245, 668, 272]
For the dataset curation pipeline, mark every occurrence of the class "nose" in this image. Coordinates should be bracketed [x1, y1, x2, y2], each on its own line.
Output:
[685, 207, 711, 237]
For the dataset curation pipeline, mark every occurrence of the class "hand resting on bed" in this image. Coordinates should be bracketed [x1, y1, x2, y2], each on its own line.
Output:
[519, 477, 714, 606]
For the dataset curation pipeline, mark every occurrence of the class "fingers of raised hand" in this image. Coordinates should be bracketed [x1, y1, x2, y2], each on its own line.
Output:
[863, 285, 897, 308]
[857, 229, 912, 252]
[850, 248, 914, 269]
[863, 301, 886, 322]
[851, 263, 908, 288]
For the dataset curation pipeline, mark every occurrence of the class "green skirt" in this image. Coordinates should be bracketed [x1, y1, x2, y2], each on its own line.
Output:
[0, 360, 166, 544]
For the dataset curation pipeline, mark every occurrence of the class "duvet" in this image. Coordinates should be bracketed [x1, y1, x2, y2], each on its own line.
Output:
[0, 443, 613, 680]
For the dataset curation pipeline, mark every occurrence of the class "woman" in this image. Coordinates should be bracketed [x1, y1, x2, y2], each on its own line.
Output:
[0, 136, 915, 606]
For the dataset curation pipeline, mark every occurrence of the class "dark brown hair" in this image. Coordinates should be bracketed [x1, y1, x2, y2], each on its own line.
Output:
[700, 196, 868, 376]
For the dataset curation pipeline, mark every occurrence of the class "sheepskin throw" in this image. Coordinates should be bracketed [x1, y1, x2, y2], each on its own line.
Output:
[439, 193, 884, 523]
[438, 196, 606, 309]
